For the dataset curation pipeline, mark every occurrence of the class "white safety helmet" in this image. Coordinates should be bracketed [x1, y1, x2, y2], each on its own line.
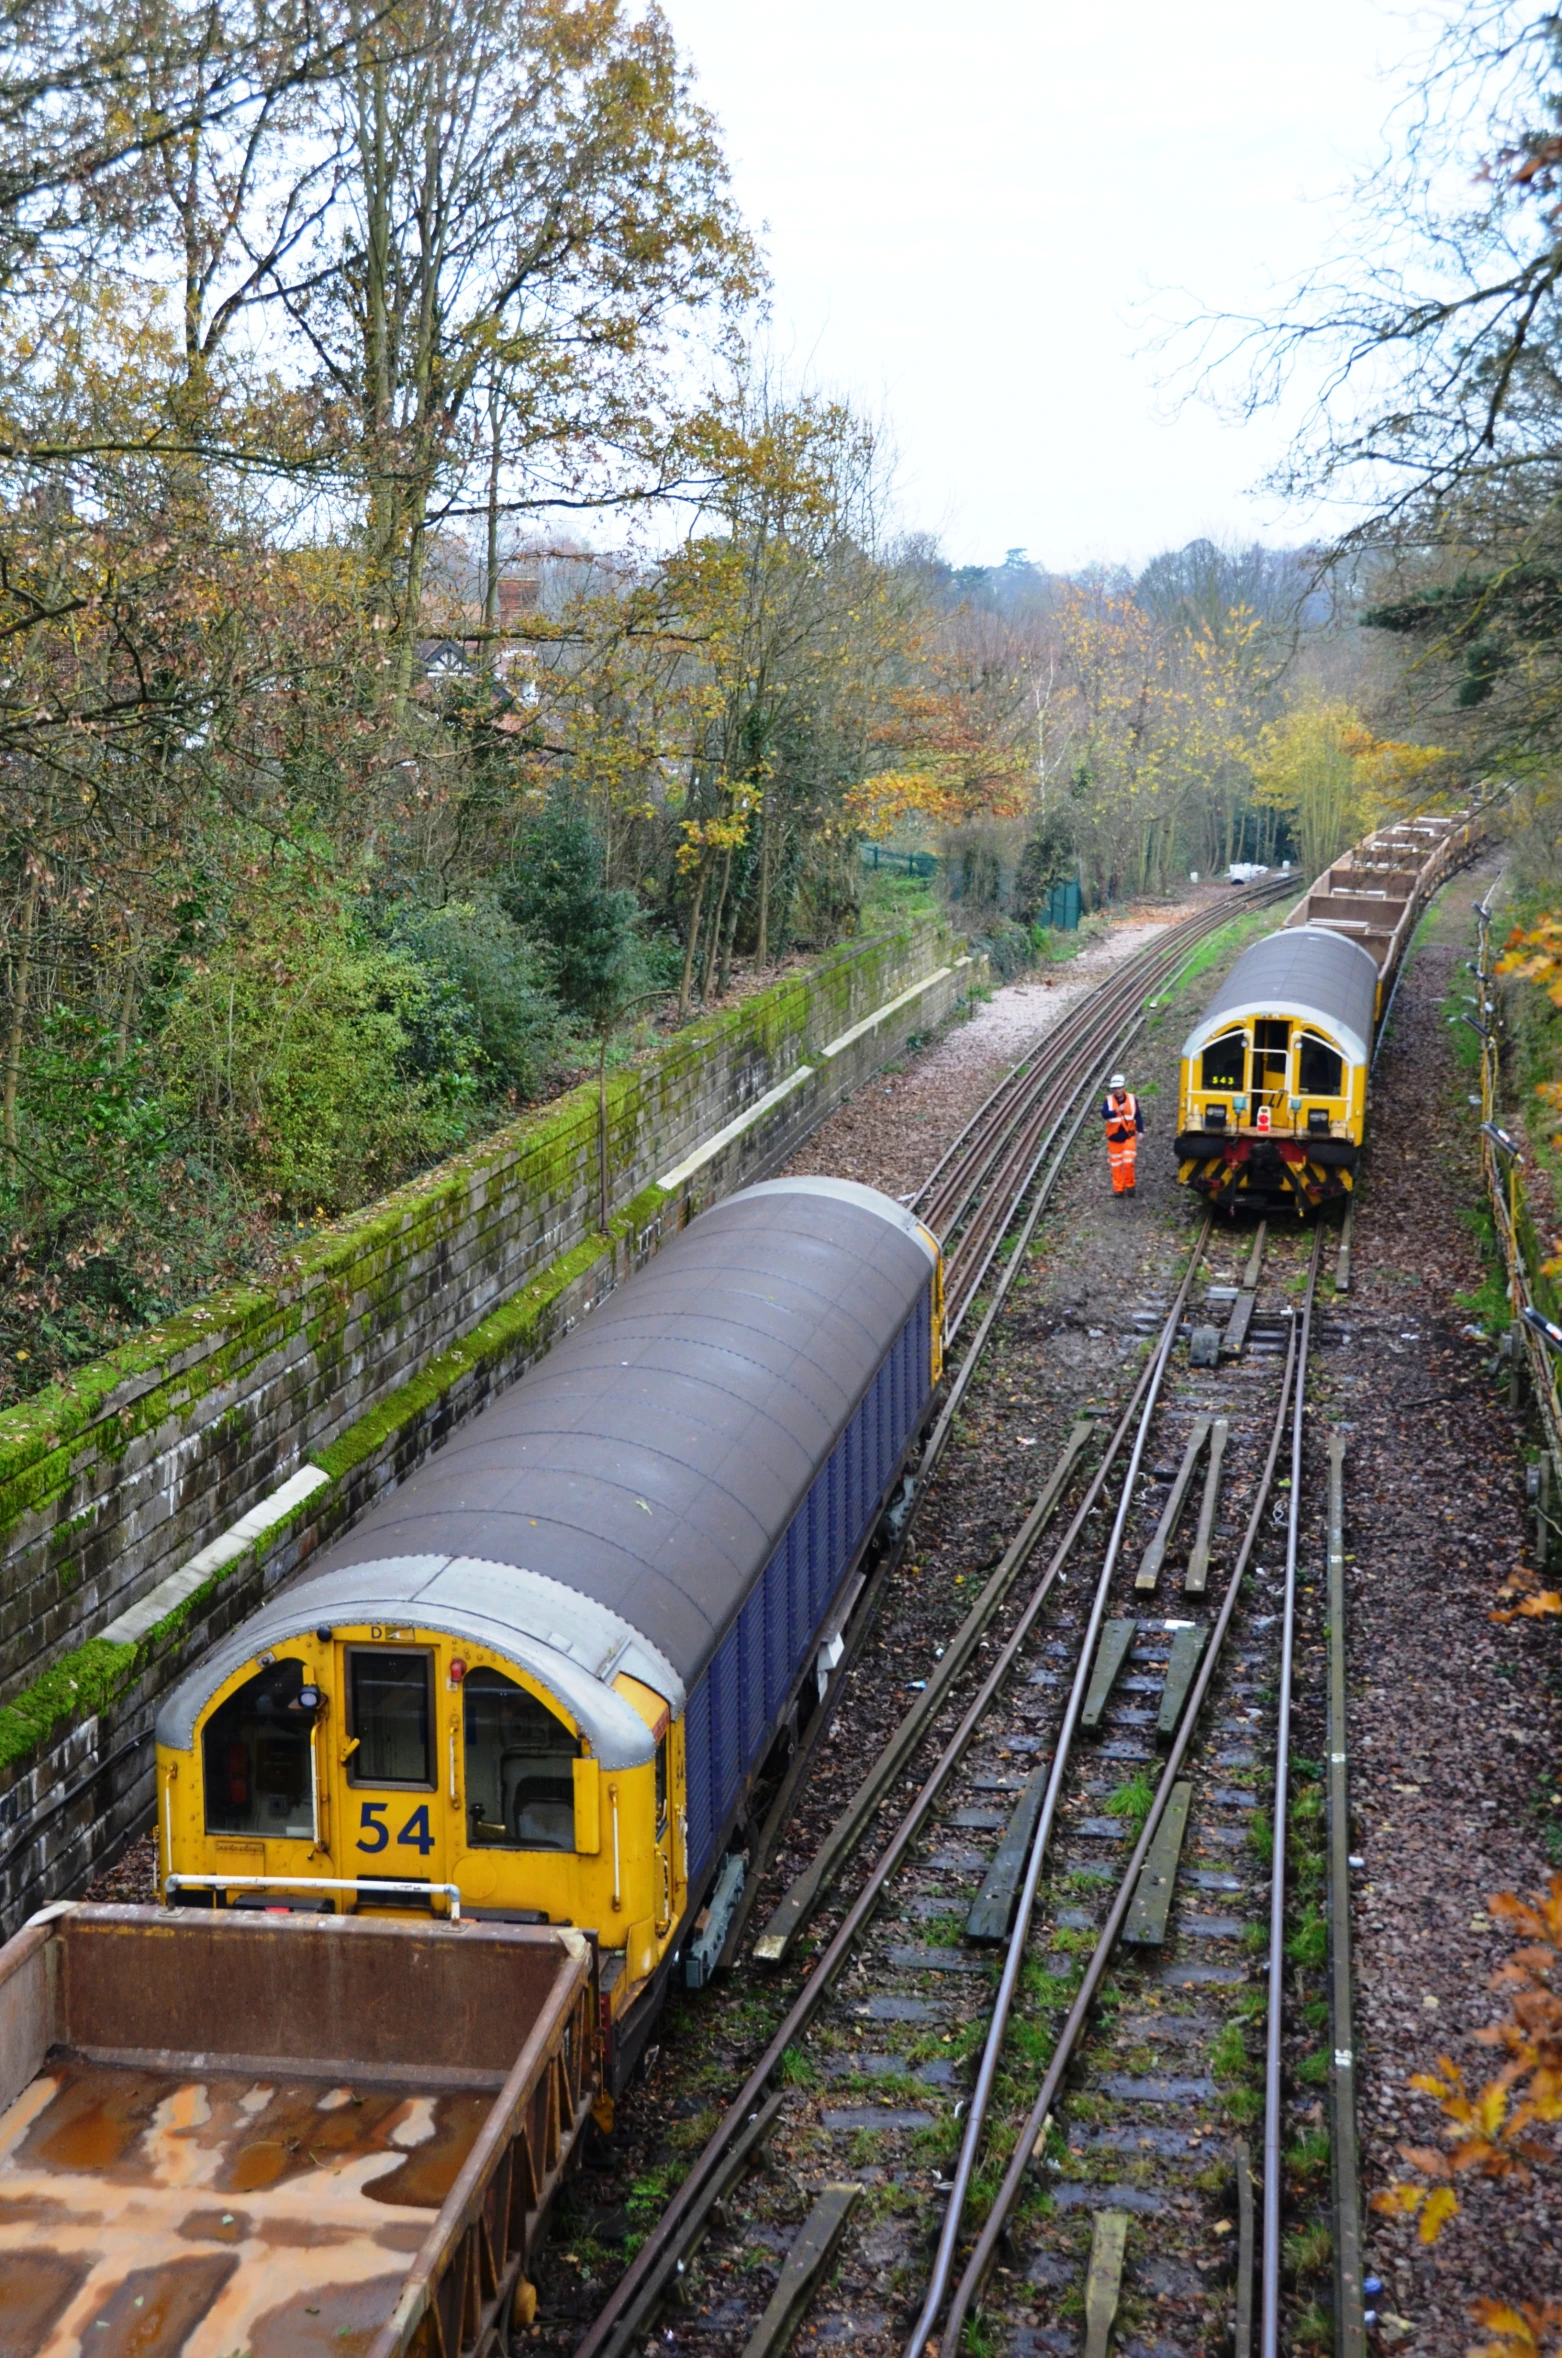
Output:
[1108, 1072, 1127, 1090]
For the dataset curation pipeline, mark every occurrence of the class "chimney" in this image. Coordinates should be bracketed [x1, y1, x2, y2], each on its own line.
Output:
[496, 573, 539, 624]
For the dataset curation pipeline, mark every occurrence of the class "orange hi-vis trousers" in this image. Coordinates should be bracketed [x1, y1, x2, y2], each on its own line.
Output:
[1107, 1127, 1138, 1193]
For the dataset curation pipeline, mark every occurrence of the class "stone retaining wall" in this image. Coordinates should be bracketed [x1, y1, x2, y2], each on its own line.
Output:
[0, 918, 983, 1930]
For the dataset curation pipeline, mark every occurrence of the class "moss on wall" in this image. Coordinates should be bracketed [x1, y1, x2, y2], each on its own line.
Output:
[0, 1637, 138, 1775]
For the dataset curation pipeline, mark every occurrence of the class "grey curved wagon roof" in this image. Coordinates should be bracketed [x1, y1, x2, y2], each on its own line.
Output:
[158, 1178, 936, 1755]
[1181, 925, 1379, 1068]
[155, 1556, 671, 1768]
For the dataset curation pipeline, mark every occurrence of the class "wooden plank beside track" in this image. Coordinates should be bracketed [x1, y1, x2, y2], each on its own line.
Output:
[1183, 1419, 1230, 1596]
[739, 2185, 861, 2358]
[1082, 2209, 1130, 2358]
[1081, 1617, 1137, 1732]
[965, 1762, 1051, 1944]
[1136, 1420, 1211, 1591]
[1122, 1780, 1193, 1945]
[1222, 1223, 1267, 1358]
[1156, 1623, 1208, 1741]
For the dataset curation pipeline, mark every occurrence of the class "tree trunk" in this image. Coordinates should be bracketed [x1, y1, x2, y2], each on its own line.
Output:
[701, 849, 732, 1004]
[394, 501, 430, 707]
[3, 865, 40, 1153]
[755, 797, 774, 968]
[677, 865, 708, 1021]
[484, 390, 502, 645]
[717, 873, 741, 996]
[115, 959, 138, 1066]
[356, 23, 396, 589]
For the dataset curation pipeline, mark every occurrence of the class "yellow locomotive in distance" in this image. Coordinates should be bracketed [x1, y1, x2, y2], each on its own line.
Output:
[1175, 812, 1476, 1213]
[1174, 926, 1370, 1211]
[155, 1178, 943, 2094]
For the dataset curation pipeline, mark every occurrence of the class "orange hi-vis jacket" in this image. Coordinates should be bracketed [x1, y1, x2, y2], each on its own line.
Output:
[1102, 1090, 1143, 1143]
[1103, 1090, 1143, 1193]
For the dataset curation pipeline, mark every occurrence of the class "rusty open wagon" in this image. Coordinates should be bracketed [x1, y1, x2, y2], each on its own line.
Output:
[0, 1902, 599, 2356]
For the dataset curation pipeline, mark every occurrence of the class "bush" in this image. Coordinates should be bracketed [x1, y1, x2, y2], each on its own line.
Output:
[0, 1010, 249, 1399]
[159, 894, 476, 1214]
[499, 809, 647, 1024]
[385, 898, 563, 1099]
[969, 916, 1034, 981]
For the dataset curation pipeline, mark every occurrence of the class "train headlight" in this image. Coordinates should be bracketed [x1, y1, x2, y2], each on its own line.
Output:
[1203, 1105, 1228, 1131]
[1307, 1108, 1330, 1135]
[290, 1686, 322, 1714]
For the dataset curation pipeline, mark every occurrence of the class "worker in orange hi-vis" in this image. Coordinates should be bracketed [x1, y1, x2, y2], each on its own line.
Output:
[1102, 1071, 1145, 1198]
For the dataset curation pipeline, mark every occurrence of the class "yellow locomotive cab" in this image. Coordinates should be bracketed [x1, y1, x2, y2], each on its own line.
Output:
[1174, 925, 1375, 1212]
[1176, 815, 1479, 1212]
[159, 1609, 686, 2013]
[155, 1176, 944, 2096]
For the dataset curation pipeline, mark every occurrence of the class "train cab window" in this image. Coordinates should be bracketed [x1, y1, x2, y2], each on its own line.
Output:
[655, 1734, 669, 1839]
[1200, 1032, 1246, 1090]
[464, 1668, 581, 1851]
[1297, 1032, 1344, 1096]
[203, 1657, 318, 1838]
[1253, 1018, 1290, 1095]
[348, 1651, 432, 1787]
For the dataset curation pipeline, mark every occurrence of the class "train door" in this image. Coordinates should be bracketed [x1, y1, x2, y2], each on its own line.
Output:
[336, 1640, 451, 1906]
[1253, 1019, 1290, 1118]
[653, 1722, 675, 1937]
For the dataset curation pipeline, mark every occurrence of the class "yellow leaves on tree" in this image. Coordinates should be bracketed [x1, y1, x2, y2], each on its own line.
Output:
[846, 684, 1032, 841]
[1370, 1874, 1562, 2272]
[675, 798, 758, 877]
[1251, 700, 1450, 884]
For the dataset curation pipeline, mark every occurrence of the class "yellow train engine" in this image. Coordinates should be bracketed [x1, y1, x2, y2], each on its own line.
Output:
[1174, 926, 1373, 1212]
[156, 1177, 942, 2092]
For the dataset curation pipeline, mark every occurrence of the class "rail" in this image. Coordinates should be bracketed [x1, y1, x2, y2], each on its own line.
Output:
[901, 1219, 1214, 2355]
[1326, 1435, 1368, 2358]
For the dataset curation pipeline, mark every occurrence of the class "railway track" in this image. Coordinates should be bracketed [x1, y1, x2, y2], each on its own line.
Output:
[570, 882, 1354, 2358]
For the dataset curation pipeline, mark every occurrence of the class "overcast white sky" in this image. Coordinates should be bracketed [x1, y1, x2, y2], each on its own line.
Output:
[660, 0, 1420, 572]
